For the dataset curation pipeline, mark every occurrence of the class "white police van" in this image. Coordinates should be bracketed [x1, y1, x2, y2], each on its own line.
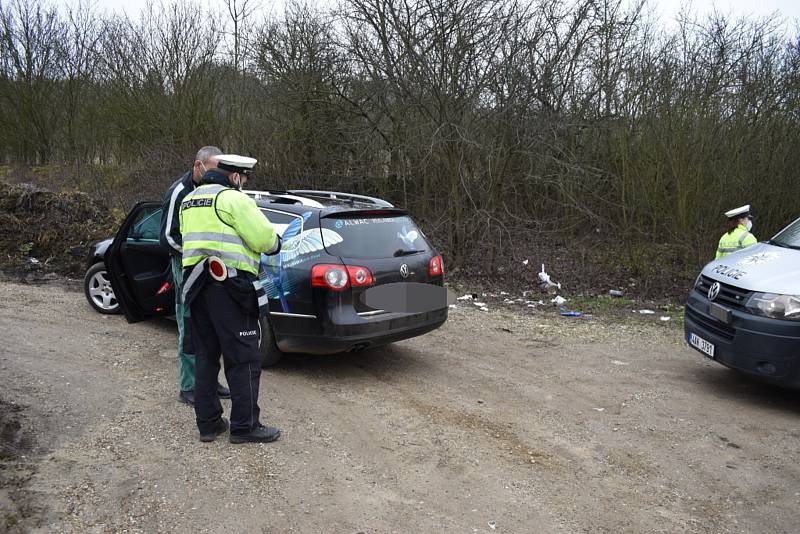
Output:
[684, 217, 800, 386]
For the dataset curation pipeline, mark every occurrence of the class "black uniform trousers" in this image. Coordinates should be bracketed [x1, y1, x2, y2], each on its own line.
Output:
[189, 281, 262, 435]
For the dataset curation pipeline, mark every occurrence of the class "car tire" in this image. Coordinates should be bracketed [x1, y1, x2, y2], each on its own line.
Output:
[84, 262, 121, 314]
[259, 315, 283, 367]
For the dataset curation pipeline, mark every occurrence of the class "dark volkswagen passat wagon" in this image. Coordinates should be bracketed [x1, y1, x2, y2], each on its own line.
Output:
[84, 189, 449, 365]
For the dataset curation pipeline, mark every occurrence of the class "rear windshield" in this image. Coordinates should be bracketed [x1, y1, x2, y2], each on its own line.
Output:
[320, 214, 431, 258]
[771, 217, 800, 249]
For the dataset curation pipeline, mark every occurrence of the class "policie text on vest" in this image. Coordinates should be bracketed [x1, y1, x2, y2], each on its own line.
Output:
[181, 197, 214, 210]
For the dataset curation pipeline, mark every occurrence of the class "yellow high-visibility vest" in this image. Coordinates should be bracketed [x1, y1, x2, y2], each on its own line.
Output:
[179, 184, 278, 276]
[716, 225, 757, 259]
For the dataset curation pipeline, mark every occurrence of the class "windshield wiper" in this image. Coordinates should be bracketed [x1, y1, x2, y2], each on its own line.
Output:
[768, 239, 800, 250]
[394, 249, 423, 257]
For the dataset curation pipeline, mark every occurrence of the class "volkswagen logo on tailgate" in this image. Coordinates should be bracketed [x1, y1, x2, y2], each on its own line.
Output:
[707, 282, 721, 301]
[400, 264, 410, 278]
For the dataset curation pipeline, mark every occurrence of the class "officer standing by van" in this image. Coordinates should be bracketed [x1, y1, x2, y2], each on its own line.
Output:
[179, 155, 282, 444]
[716, 205, 757, 259]
[159, 146, 231, 406]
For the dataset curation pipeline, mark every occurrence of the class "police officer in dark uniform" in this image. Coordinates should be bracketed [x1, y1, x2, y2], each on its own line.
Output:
[179, 154, 282, 443]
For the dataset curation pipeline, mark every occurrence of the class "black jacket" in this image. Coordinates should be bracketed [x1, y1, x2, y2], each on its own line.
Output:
[159, 171, 196, 255]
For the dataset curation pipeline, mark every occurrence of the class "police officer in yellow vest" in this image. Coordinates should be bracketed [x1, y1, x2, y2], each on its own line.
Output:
[716, 205, 757, 259]
[179, 154, 282, 443]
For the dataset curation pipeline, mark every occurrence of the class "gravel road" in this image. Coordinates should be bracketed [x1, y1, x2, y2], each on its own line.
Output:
[1, 280, 799, 533]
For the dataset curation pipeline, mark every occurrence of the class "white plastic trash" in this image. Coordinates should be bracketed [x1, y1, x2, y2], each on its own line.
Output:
[538, 264, 551, 284]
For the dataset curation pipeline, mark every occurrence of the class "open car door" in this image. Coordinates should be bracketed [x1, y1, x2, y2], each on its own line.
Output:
[105, 202, 175, 323]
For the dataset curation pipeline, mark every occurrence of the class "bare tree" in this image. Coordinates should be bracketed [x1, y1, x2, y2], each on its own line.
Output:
[223, 0, 260, 72]
[1, 0, 799, 275]
[0, 0, 65, 162]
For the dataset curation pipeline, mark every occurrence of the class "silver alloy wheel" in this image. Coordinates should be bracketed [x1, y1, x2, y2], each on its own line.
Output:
[87, 269, 119, 312]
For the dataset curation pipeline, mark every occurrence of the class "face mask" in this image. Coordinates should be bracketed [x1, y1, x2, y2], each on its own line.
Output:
[200, 162, 208, 174]
[745, 219, 753, 231]
[232, 174, 242, 190]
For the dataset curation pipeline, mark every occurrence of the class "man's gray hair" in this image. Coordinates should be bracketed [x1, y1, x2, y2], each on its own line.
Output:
[196, 146, 222, 163]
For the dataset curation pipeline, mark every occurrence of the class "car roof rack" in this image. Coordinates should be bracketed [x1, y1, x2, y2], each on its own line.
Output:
[243, 190, 325, 208]
[287, 190, 394, 208]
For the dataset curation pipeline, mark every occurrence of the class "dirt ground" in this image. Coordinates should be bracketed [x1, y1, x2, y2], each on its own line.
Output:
[1, 279, 799, 533]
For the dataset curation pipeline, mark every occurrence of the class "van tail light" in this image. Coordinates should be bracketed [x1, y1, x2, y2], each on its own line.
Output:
[429, 255, 444, 277]
[311, 264, 373, 291]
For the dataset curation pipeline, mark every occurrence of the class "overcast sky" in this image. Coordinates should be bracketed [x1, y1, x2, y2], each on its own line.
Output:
[651, 0, 798, 23]
[79, 0, 800, 27]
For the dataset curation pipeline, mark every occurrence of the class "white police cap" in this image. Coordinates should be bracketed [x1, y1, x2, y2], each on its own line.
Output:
[724, 204, 751, 219]
[217, 154, 257, 175]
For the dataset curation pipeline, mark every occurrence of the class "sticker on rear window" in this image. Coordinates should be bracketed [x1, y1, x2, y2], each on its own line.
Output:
[337, 218, 397, 227]
[397, 226, 419, 248]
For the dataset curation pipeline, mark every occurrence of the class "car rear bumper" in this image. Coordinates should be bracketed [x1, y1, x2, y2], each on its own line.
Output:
[684, 291, 800, 387]
[274, 307, 448, 354]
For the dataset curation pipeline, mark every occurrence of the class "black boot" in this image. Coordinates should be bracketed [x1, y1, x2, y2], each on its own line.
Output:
[229, 425, 281, 444]
[200, 417, 230, 442]
[178, 390, 195, 406]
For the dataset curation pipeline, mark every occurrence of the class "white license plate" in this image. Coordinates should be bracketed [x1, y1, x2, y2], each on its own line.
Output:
[689, 333, 715, 358]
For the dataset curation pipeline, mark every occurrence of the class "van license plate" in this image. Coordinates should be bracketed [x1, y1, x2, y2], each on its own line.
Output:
[689, 333, 715, 358]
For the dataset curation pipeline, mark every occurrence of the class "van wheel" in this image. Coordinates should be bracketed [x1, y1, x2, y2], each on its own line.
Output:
[259, 315, 283, 367]
[84, 262, 121, 314]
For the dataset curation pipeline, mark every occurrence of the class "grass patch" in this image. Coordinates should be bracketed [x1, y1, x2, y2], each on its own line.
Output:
[567, 295, 686, 327]
[569, 295, 636, 312]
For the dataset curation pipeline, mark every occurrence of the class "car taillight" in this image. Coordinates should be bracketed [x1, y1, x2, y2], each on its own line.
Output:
[347, 265, 374, 287]
[311, 264, 373, 291]
[429, 255, 444, 277]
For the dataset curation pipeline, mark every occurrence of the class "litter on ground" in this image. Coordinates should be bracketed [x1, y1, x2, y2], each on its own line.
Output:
[538, 264, 562, 290]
